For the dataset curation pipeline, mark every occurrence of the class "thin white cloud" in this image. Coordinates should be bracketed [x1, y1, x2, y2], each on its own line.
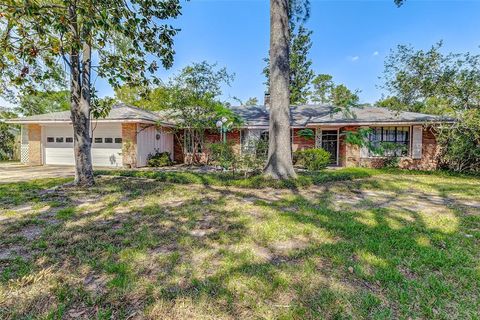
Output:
[373, 51, 379, 56]
[348, 56, 360, 62]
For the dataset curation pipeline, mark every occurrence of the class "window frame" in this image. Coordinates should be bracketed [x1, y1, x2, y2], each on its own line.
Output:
[94, 137, 103, 144]
[367, 126, 410, 158]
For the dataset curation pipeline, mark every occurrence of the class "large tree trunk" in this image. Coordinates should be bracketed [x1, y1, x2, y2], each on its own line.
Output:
[69, 4, 94, 186]
[264, 0, 297, 179]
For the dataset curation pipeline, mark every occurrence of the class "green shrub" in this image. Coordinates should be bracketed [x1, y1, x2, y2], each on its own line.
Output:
[239, 139, 268, 175]
[295, 148, 331, 171]
[207, 142, 237, 171]
[147, 151, 173, 167]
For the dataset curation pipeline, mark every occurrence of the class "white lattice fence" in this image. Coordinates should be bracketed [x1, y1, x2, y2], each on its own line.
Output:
[21, 125, 29, 164]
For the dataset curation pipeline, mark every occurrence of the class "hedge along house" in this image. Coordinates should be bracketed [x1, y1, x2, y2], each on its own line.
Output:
[6, 104, 175, 168]
[8, 102, 451, 170]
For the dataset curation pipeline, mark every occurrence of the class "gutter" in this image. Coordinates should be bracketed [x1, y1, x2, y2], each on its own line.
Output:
[5, 118, 176, 127]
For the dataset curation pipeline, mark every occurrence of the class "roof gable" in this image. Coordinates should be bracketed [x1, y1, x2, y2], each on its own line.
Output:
[6, 104, 174, 125]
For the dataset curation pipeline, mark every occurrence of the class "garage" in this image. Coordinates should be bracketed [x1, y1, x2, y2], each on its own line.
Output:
[43, 124, 123, 167]
[8, 104, 176, 168]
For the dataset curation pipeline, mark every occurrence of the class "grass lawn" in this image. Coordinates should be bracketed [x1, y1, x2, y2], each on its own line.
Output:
[0, 168, 479, 319]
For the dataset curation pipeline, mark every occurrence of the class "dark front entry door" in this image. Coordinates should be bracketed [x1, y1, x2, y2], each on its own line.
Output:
[321, 130, 338, 165]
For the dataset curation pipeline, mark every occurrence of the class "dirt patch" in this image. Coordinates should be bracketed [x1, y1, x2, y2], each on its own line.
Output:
[18, 225, 43, 240]
[0, 245, 28, 260]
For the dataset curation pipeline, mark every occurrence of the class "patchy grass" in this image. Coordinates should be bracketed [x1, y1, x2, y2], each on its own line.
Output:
[94, 167, 378, 189]
[0, 169, 479, 319]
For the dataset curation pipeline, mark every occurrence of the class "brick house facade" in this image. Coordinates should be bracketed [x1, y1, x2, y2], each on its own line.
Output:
[9, 104, 449, 170]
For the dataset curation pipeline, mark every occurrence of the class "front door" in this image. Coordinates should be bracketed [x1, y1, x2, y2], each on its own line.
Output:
[320, 130, 338, 165]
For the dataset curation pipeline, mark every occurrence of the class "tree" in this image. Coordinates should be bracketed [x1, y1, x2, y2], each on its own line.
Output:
[165, 62, 237, 164]
[116, 62, 237, 164]
[263, 23, 315, 105]
[244, 97, 259, 106]
[17, 90, 70, 116]
[0, 108, 18, 160]
[0, 0, 182, 186]
[330, 84, 359, 111]
[231, 96, 259, 106]
[264, 0, 403, 179]
[311, 74, 359, 110]
[311, 74, 334, 104]
[379, 42, 480, 172]
[289, 25, 315, 104]
[264, 0, 298, 179]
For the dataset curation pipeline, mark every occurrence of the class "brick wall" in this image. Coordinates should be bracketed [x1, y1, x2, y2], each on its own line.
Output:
[173, 129, 242, 164]
[339, 126, 360, 167]
[292, 128, 315, 152]
[398, 128, 439, 170]
[28, 124, 42, 165]
[346, 126, 440, 170]
[122, 123, 137, 168]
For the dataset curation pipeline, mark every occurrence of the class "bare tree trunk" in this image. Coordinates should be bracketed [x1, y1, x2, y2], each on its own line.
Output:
[69, 4, 94, 186]
[264, 0, 297, 179]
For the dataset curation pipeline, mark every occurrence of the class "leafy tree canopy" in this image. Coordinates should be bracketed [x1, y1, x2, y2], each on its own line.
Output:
[379, 41, 480, 114]
[0, 0, 182, 100]
[311, 74, 359, 110]
[17, 90, 70, 116]
[379, 41, 480, 172]
[0, 107, 19, 160]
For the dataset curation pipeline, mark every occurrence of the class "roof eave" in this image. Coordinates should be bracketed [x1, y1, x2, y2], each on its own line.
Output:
[5, 118, 175, 126]
[306, 119, 454, 127]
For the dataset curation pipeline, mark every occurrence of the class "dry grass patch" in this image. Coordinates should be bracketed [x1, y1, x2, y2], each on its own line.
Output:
[0, 169, 479, 319]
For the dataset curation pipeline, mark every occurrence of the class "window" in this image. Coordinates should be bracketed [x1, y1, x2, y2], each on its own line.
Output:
[56, 137, 64, 143]
[66, 137, 73, 143]
[94, 138, 103, 143]
[104, 138, 113, 143]
[260, 130, 269, 143]
[115, 138, 122, 144]
[241, 129, 269, 155]
[47, 137, 54, 143]
[368, 127, 410, 157]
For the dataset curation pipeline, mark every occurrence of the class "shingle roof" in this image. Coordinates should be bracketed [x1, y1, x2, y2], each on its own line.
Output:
[6, 104, 173, 125]
[229, 104, 451, 127]
[6, 103, 452, 127]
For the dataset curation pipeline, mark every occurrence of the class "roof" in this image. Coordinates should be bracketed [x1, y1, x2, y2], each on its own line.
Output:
[6, 103, 452, 127]
[229, 104, 452, 127]
[6, 104, 174, 126]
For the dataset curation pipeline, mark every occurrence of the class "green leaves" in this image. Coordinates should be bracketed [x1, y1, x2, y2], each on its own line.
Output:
[0, 0, 183, 103]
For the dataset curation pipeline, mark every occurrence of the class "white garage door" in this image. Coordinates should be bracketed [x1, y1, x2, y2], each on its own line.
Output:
[44, 124, 123, 167]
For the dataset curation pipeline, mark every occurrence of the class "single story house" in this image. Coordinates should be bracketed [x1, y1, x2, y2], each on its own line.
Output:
[6, 102, 450, 170]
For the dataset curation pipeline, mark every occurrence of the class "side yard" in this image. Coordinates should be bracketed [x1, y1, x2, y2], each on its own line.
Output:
[0, 169, 479, 319]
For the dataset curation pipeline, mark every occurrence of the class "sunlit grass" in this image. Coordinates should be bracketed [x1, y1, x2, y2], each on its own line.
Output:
[0, 168, 479, 319]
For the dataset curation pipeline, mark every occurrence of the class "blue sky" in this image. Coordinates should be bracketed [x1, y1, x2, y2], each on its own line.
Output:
[3, 0, 480, 108]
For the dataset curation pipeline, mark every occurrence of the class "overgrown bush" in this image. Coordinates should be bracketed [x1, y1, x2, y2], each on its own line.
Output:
[436, 110, 480, 172]
[295, 148, 331, 171]
[207, 142, 237, 171]
[239, 138, 268, 175]
[147, 151, 173, 167]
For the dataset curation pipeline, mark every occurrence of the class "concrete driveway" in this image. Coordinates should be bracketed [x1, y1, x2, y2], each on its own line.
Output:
[0, 163, 76, 183]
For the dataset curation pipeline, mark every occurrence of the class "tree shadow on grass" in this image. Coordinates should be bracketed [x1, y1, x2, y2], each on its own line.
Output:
[0, 172, 479, 319]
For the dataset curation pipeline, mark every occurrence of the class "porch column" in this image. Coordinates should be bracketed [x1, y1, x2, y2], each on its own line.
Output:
[122, 123, 137, 168]
[27, 124, 42, 166]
